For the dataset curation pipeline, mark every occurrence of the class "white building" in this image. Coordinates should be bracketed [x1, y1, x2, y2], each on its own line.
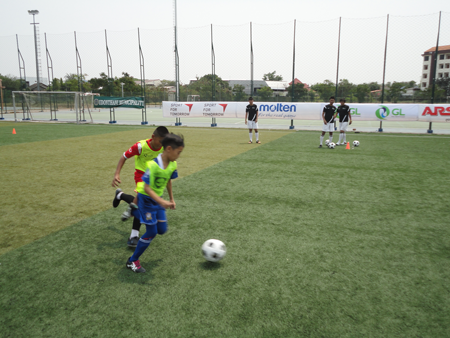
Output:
[421, 45, 450, 89]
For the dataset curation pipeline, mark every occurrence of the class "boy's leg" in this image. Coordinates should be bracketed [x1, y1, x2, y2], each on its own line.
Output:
[255, 129, 260, 144]
[248, 129, 253, 143]
[329, 132, 333, 143]
[319, 131, 325, 147]
[127, 217, 142, 248]
[113, 189, 135, 208]
[156, 209, 168, 235]
[127, 220, 157, 273]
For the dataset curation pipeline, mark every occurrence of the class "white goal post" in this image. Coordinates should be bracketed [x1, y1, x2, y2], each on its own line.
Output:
[12, 91, 95, 124]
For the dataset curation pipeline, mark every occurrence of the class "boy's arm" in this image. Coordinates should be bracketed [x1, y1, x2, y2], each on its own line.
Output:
[322, 110, 327, 124]
[245, 110, 248, 123]
[349, 107, 352, 124]
[255, 109, 259, 123]
[144, 183, 174, 209]
[112, 156, 127, 187]
[166, 180, 175, 210]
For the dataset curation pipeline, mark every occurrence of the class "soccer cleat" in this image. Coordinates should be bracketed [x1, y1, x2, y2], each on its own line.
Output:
[256, 140, 261, 144]
[318, 145, 322, 148]
[127, 236, 140, 248]
[248, 141, 252, 144]
[121, 203, 138, 221]
[113, 188, 122, 208]
[126, 258, 146, 273]
[336, 143, 340, 146]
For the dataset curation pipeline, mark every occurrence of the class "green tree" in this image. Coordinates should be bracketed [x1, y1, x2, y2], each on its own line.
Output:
[256, 86, 273, 101]
[436, 77, 450, 97]
[232, 84, 246, 101]
[310, 80, 335, 102]
[368, 82, 381, 91]
[386, 82, 406, 103]
[118, 72, 142, 96]
[286, 83, 308, 101]
[355, 84, 370, 103]
[263, 71, 283, 81]
[336, 79, 355, 100]
[187, 74, 230, 101]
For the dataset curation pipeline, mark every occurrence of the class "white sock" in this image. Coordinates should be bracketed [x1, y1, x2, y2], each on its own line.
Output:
[343, 133, 346, 143]
[117, 192, 123, 200]
[255, 132, 259, 141]
[329, 135, 333, 142]
[339, 134, 343, 144]
[130, 229, 139, 238]
[320, 135, 324, 145]
[249, 133, 252, 142]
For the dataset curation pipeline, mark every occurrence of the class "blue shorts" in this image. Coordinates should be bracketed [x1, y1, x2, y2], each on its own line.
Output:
[132, 193, 166, 226]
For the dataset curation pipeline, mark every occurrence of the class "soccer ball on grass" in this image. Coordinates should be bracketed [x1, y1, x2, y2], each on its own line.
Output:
[353, 140, 360, 147]
[325, 139, 330, 146]
[202, 239, 226, 262]
[328, 142, 336, 149]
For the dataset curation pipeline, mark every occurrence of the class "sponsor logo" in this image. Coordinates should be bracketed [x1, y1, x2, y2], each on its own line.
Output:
[350, 108, 360, 115]
[94, 98, 99, 105]
[146, 212, 152, 220]
[219, 104, 228, 112]
[375, 105, 404, 119]
[421, 106, 450, 116]
[259, 103, 297, 113]
[185, 104, 194, 112]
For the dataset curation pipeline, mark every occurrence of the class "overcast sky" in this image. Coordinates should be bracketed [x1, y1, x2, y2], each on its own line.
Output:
[1, 0, 450, 85]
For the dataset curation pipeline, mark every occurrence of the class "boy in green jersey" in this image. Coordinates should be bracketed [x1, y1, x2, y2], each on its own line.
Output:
[126, 133, 184, 273]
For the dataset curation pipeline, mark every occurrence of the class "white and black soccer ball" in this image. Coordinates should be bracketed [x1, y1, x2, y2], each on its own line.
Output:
[325, 139, 330, 146]
[328, 142, 336, 149]
[353, 140, 360, 147]
[202, 239, 226, 262]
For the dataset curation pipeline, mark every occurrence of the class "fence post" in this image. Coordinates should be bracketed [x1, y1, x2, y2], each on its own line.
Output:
[379, 14, 389, 132]
[428, 11, 442, 134]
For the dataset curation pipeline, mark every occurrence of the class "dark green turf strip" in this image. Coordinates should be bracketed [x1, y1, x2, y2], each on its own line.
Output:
[0, 123, 147, 146]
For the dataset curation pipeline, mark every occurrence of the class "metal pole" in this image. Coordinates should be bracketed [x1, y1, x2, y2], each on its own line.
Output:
[290, 20, 296, 130]
[174, 0, 180, 102]
[379, 14, 389, 132]
[428, 11, 441, 134]
[30, 11, 41, 92]
[138, 28, 148, 125]
[335, 17, 341, 99]
[211, 24, 215, 102]
[250, 22, 253, 98]
[13, 92, 17, 122]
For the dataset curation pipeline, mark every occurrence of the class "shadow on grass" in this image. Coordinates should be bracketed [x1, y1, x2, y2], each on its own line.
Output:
[96, 225, 134, 251]
[199, 261, 223, 270]
[116, 258, 162, 284]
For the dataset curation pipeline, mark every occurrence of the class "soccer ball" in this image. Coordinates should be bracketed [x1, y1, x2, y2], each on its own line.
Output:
[328, 142, 336, 149]
[353, 140, 360, 147]
[325, 139, 330, 146]
[202, 239, 226, 262]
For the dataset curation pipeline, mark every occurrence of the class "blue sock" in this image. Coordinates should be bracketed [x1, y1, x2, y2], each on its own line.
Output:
[130, 224, 156, 261]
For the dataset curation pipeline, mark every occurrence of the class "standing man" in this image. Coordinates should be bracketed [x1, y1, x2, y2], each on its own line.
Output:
[336, 98, 352, 145]
[319, 96, 337, 148]
[245, 97, 260, 144]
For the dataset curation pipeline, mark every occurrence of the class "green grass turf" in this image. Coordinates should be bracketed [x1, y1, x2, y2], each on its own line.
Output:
[0, 123, 289, 255]
[1, 130, 450, 337]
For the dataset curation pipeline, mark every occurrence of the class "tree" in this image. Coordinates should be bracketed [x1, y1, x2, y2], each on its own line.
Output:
[232, 84, 246, 101]
[256, 86, 273, 101]
[310, 80, 335, 102]
[286, 83, 308, 101]
[263, 71, 283, 81]
[355, 84, 370, 103]
[336, 79, 355, 100]
[386, 82, 406, 103]
[118, 72, 142, 96]
[368, 82, 381, 91]
[187, 74, 230, 101]
[436, 77, 450, 97]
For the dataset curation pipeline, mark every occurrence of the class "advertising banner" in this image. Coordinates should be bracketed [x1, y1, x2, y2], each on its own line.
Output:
[341, 104, 419, 122]
[163, 101, 322, 120]
[94, 96, 144, 109]
[417, 104, 450, 122]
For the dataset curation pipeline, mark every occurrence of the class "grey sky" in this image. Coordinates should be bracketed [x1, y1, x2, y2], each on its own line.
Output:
[1, 0, 450, 86]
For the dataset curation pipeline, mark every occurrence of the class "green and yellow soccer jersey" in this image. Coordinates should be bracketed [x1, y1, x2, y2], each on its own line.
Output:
[133, 139, 164, 173]
[136, 155, 178, 197]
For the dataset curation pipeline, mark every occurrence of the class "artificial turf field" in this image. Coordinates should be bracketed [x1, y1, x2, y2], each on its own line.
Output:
[1, 122, 449, 337]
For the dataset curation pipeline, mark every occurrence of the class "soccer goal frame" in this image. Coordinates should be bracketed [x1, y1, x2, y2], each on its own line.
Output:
[12, 91, 94, 124]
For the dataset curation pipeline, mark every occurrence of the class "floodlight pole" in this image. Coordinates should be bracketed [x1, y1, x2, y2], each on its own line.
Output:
[28, 10, 40, 92]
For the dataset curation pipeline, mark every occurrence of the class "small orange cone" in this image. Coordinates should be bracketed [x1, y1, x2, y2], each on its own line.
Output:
[12, 128, 16, 134]
[346, 142, 350, 149]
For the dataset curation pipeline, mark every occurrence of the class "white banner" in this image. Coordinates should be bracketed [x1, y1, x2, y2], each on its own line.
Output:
[163, 101, 323, 120]
[417, 104, 450, 122]
[163, 102, 449, 122]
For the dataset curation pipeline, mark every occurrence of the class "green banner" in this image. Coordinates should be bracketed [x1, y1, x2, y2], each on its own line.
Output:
[94, 96, 144, 109]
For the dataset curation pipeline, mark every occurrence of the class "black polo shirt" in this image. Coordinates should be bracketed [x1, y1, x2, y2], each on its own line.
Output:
[246, 104, 258, 121]
[337, 105, 350, 122]
[323, 104, 336, 123]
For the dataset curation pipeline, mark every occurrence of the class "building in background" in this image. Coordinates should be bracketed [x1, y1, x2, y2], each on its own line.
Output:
[421, 45, 450, 89]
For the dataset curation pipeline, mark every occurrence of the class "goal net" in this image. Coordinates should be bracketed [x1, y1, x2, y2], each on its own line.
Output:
[12, 91, 94, 123]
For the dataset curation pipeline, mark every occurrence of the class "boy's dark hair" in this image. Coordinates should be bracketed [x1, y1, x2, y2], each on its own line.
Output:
[248, 97, 254, 100]
[330, 96, 335, 100]
[153, 126, 169, 138]
[340, 98, 346, 102]
[162, 133, 185, 149]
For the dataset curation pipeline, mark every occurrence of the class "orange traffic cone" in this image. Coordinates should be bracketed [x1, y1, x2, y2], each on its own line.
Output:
[12, 128, 16, 134]
[346, 142, 350, 149]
